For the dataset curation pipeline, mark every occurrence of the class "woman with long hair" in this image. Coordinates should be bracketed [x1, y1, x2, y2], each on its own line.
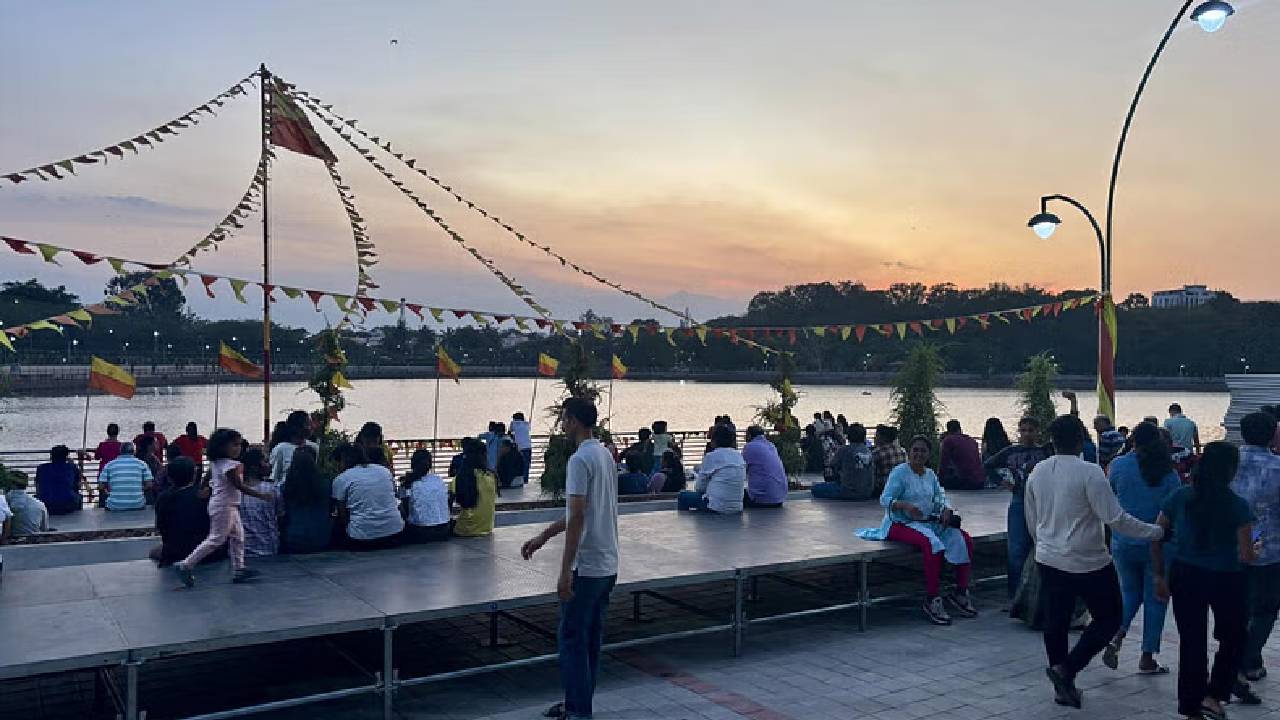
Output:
[1102, 422, 1181, 674]
[980, 418, 1011, 461]
[355, 421, 393, 469]
[399, 448, 451, 542]
[1154, 442, 1257, 719]
[280, 446, 332, 553]
[331, 442, 403, 550]
[857, 435, 977, 625]
[452, 437, 499, 537]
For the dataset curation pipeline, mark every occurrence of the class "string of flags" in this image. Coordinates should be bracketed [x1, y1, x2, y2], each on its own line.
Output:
[325, 161, 379, 297]
[1, 71, 258, 187]
[286, 84, 556, 327]
[0, 234, 1098, 358]
[285, 82, 691, 323]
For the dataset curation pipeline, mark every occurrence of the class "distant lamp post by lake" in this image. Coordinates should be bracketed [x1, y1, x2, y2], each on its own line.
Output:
[1025, 0, 1236, 424]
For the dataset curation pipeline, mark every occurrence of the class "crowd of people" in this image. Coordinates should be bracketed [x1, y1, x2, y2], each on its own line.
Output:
[7, 396, 1280, 719]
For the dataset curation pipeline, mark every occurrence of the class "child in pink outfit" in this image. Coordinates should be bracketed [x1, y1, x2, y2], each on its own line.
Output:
[175, 428, 274, 587]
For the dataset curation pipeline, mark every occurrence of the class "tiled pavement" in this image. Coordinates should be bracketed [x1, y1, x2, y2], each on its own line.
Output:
[254, 584, 1280, 720]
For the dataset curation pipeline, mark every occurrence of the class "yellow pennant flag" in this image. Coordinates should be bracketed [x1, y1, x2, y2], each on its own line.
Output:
[611, 355, 628, 380]
[27, 319, 61, 333]
[628, 324, 640, 343]
[0, 331, 14, 353]
[840, 326, 852, 341]
[332, 370, 354, 389]
[429, 307, 444, 323]
[515, 317, 530, 331]
[695, 326, 708, 345]
[436, 346, 461, 383]
[895, 322, 907, 339]
[68, 308, 93, 325]
[36, 243, 61, 264]
[379, 298, 401, 313]
[664, 328, 676, 346]
[945, 317, 957, 334]
[812, 327, 826, 338]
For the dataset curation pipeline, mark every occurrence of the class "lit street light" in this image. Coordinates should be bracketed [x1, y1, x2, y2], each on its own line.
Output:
[1026, 0, 1236, 423]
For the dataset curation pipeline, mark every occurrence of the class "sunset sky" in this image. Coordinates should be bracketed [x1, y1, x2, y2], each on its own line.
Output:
[1, 1, 1277, 328]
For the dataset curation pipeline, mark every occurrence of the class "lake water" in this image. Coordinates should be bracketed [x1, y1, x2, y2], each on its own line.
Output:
[0, 378, 1229, 451]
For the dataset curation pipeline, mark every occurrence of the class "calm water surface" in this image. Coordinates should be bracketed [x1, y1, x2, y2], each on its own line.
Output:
[0, 378, 1228, 450]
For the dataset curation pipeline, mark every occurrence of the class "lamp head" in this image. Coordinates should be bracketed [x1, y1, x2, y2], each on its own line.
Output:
[1028, 212, 1062, 240]
[1191, 1, 1234, 32]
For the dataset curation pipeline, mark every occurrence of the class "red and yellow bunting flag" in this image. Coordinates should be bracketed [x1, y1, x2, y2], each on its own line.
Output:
[218, 341, 262, 379]
[611, 354, 628, 380]
[537, 352, 559, 377]
[269, 80, 337, 162]
[437, 346, 461, 384]
[88, 356, 136, 399]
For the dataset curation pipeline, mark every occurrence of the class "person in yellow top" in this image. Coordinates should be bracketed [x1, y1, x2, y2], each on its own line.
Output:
[450, 437, 499, 537]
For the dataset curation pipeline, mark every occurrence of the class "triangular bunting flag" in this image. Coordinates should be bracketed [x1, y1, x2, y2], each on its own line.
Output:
[855, 325, 867, 342]
[945, 317, 957, 334]
[35, 244, 61, 264]
[229, 278, 249, 303]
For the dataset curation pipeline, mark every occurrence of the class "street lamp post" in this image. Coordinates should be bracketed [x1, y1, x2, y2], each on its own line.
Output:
[1026, 0, 1235, 423]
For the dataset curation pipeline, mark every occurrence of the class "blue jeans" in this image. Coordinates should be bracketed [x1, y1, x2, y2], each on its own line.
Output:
[811, 482, 844, 499]
[677, 491, 709, 511]
[1007, 494, 1031, 600]
[1113, 541, 1167, 653]
[559, 572, 617, 718]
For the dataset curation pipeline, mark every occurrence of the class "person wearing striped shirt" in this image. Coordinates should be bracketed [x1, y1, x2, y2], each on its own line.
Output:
[100, 443, 154, 511]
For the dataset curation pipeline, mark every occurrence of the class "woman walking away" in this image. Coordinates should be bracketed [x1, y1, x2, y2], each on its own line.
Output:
[400, 449, 451, 543]
[1154, 442, 1257, 720]
[280, 447, 332, 554]
[1103, 422, 1181, 674]
[174, 429, 275, 587]
[857, 435, 977, 625]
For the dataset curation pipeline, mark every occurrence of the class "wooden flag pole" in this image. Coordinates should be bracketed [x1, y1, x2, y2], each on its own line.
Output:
[213, 367, 222, 429]
[259, 62, 274, 444]
[432, 373, 441, 454]
[79, 391, 92, 475]
[529, 375, 539, 424]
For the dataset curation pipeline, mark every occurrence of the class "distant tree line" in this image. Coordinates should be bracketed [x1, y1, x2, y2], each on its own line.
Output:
[1, 277, 1272, 377]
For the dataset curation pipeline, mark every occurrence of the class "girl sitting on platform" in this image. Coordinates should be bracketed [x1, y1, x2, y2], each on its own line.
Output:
[857, 435, 977, 626]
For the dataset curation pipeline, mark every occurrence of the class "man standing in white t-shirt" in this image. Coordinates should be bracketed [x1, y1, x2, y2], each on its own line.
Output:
[523, 397, 619, 720]
[511, 412, 533, 472]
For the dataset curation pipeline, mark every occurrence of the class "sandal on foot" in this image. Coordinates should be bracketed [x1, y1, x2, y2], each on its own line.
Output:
[1138, 664, 1170, 675]
[1102, 642, 1120, 670]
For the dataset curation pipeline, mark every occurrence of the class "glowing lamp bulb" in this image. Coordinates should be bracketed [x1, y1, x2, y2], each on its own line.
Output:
[1191, 1, 1234, 33]
[1028, 212, 1062, 239]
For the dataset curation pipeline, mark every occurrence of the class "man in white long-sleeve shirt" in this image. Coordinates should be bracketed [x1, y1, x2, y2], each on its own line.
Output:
[1024, 415, 1164, 709]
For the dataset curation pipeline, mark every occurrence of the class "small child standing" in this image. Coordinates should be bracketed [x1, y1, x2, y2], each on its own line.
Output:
[174, 428, 274, 587]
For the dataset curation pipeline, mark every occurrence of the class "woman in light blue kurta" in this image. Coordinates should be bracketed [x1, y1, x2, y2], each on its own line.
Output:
[856, 435, 976, 625]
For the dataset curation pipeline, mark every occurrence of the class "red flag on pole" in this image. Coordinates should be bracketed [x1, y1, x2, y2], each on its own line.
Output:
[269, 80, 337, 162]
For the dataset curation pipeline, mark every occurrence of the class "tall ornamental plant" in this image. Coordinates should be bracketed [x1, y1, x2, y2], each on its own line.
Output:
[1017, 352, 1059, 432]
[890, 343, 944, 456]
[539, 340, 602, 500]
[755, 352, 804, 479]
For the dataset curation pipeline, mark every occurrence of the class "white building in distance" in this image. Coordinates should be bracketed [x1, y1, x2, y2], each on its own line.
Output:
[1152, 284, 1216, 309]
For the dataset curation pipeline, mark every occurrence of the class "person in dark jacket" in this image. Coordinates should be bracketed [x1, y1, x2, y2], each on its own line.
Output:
[35, 444, 84, 515]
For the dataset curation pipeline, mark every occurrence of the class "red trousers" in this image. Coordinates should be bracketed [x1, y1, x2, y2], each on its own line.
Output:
[886, 523, 973, 597]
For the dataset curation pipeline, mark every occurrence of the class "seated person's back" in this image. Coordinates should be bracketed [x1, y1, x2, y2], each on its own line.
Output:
[280, 447, 332, 554]
[828, 427, 876, 500]
[401, 449, 452, 542]
[690, 425, 747, 513]
[452, 439, 498, 537]
[153, 457, 220, 566]
[101, 444, 153, 511]
[5, 477, 49, 536]
[618, 455, 651, 495]
[331, 443, 404, 548]
[35, 444, 83, 515]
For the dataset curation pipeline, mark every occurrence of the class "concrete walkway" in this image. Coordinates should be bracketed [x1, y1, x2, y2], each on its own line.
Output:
[253, 584, 1280, 720]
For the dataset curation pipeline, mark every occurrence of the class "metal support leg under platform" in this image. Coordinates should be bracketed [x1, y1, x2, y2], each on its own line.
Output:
[380, 623, 396, 720]
[859, 558, 868, 632]
[733, 570, 746, 657]
[125, 659, 141, 720]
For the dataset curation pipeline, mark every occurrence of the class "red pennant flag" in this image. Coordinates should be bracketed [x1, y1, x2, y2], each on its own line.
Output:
[929, 319, 943, 330]
[880, 323, 894, 336]
[405, 303, 424, 319]
[268, 80, 337, 162]
[729, 329, 739, 343]
[356, 297, 376, 312]
[855, 325, 867, 342]
[745, 329, 756, 339]
[72, 251, 102, 265]
[611, 324, 623, 334]
[572, 321, 590, 331]
[910, 321, 924, 337]
[534, 319, 549, 329]
[1052, 302, 1063, 316]
[788, 328, 797, 345]
[712, 328, 725, 338]
[493, 315, 510, 325]
[957, 316, 969, 329]
[306, 290, 325, 308]
[452, 310, 468, 319]
[976, 314, 990, 328]
[3, 237, 35, 255]
[200, 275, 218, 298]
[644, 323, 658, 335]
[261, 283, 275, 295]
[1021, 308, 1035, 322]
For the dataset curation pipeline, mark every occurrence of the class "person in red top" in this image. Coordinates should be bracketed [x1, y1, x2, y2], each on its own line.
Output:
[133, 421, 168, 463]
[939, 420, 986, 490]
[93, 423, 124, 474]
[172, 422, 207, 466]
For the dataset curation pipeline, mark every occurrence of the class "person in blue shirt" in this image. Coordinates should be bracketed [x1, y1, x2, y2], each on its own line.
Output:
[1101, 422, 1181, 675]
[617, 455, 649, 495]
[1231, 411, 1280, 683]
[99, 443, 154, 511]
[35, 444, 84, 515]
[1153, 442, 1257, 720]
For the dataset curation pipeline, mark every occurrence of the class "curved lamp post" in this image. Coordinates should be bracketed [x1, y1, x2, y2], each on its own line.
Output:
[1026, 0, 1235, 422]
